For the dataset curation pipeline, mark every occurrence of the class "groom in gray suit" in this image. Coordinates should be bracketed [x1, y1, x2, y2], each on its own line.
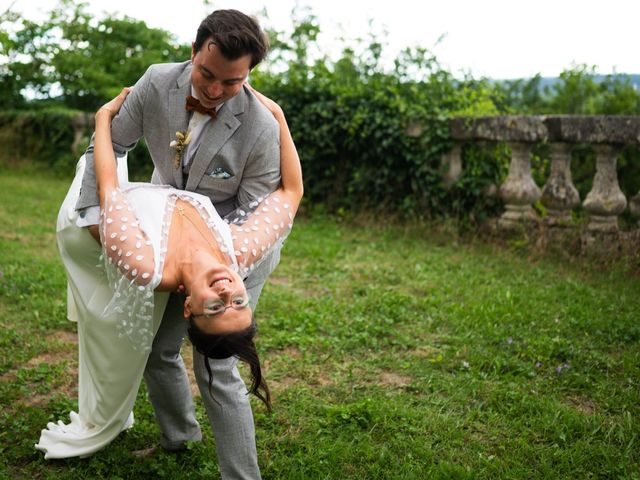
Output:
[76, 9, 279, 479]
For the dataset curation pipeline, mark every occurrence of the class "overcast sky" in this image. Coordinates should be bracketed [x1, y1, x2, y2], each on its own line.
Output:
[5, 0, 638, 79]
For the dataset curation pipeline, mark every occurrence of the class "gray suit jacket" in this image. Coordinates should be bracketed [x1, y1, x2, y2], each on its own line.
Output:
[77, 61, 281, 219]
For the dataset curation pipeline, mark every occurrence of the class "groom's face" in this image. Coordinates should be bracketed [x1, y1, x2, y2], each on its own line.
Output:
[191, 40, 251, 108]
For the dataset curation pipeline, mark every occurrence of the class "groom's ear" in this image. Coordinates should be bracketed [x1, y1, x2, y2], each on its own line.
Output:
[183, 296, 192, 318]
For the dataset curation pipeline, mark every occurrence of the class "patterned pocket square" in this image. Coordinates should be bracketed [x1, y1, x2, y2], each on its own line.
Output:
[208, 167, 234, 179]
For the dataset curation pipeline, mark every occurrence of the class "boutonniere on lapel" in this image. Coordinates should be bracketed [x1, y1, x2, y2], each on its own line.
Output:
[170, 130, 191, 169]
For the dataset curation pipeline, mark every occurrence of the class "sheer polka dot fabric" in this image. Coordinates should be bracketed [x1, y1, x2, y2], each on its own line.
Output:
[228, 192, 295, 277]
[100, 189, 159, 352]
[97, 186, 297, 352]
[101, 189, 155, 286]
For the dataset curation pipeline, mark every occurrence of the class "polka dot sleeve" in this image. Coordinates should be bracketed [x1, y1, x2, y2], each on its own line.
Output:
[228, 191, 296, 277]
[100, 189, 155, 286]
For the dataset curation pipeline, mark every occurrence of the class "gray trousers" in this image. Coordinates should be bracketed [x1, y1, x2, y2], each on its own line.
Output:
[143, 248, 280, 480]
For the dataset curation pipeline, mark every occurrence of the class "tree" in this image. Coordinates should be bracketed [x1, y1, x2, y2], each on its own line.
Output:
[50, 1, 191, 109]
[0, 7, 55, 108]
[546, 64, 601, 114]
[0, 0, 191, 110]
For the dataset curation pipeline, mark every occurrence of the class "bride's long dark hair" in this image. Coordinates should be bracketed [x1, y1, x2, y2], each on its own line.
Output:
[187, 315, 271, 412]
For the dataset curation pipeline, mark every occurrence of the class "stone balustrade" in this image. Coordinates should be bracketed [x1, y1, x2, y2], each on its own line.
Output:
[446, 115, 640, 253]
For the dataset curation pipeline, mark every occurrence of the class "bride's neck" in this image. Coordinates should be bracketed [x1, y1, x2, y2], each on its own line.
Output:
[161, 204, 226, 291]
[175, 245, 221, 293]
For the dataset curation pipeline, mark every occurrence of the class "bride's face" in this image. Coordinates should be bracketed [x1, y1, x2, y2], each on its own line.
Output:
[184, 264, 252, 335]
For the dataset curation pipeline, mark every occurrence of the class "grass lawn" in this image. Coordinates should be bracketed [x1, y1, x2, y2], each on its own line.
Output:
[1, 168, 638, 479]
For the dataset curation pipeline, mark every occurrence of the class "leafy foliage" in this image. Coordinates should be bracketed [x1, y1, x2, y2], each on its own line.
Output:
[492, 65, 640, 115]
[0, 0, 189, 110]
[1, 2, 639, 220]
[250, 11, 500, 219]
[0, 108, 81, 172]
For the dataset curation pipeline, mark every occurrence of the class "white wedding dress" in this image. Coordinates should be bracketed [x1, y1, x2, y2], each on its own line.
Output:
[35, 155, 292, 459]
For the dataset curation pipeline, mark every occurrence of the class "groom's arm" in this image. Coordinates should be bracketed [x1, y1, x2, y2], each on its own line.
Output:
[75, 68, 151, 213]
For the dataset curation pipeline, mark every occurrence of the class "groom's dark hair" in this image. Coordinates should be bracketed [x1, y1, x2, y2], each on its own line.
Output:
[195, 9, 269, 69]
[187, 314, 272, 412]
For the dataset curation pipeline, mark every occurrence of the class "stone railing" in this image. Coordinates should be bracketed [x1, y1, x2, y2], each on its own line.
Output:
[444, 116, 640, 253]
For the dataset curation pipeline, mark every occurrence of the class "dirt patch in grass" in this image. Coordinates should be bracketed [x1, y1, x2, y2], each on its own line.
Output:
[278, 346, 302, 359]
[24, 363, 78, 407]
[267, 276, 291, 286]
[48, 330, 78, 345]
[27, 331, 77, 365]
[25, 352, 69, 368]
[0, 329, 78, 383]
[269, 376, 300, 391]
[0, 231, 29, 243]
[267, 369, 333, 392]
[24, 336, 79, 407]
[566, 395, 597, 415]
[409, 345, 443, 358]
[1, 329, 78, 409]
[264, 347, 303, 367]
[264, 349, 332, 391]
[378, 371, 412, 387]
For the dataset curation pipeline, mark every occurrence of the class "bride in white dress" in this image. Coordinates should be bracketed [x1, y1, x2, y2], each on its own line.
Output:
[35, 87, 303, 459]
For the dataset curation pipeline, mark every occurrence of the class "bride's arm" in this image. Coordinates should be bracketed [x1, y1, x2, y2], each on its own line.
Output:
[87, 88, 132, 242]
[230, 87, 303, 273]
[92, 88, 155, 286]
[94, 88, 132, 203]
[248, 86, 303, 208]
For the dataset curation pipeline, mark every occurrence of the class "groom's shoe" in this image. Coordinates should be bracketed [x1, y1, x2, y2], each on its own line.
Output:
[162, 443, 190, 453]
[160, 435, 202, 453]
[159, 428, 203, 453]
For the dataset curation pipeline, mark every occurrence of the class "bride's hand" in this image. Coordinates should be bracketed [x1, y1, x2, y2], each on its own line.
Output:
[96, 87, 133, 120]
[246, 83, 284, 119]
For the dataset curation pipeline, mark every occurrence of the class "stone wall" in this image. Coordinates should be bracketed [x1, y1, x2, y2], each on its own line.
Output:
[444, 116, 640, 256]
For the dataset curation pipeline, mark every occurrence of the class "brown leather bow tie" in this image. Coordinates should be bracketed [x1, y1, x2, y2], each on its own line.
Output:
[185, 95, 217, 118]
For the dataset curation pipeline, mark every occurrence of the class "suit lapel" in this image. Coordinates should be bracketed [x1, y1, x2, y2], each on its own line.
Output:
[185, 88, 246, 191]
[168, 66, 192, 189]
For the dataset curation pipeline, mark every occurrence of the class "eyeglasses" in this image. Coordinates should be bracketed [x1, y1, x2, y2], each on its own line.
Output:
[193, 295, 250, 318]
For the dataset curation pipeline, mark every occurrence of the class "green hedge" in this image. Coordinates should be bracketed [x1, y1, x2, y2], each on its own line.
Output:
[0, 108, 153, 180]
[0, 108, 79, 173]
[1, 83, 505, 223]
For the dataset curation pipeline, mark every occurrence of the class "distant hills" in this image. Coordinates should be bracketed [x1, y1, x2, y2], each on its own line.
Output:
[498, 74, 640, 91]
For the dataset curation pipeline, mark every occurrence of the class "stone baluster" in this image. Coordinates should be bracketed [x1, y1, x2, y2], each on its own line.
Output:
[441, 143, 462, 187]
[582, 145, 627, 232]
[498, 142, 541, 229]
[540, 143, 580, 226]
